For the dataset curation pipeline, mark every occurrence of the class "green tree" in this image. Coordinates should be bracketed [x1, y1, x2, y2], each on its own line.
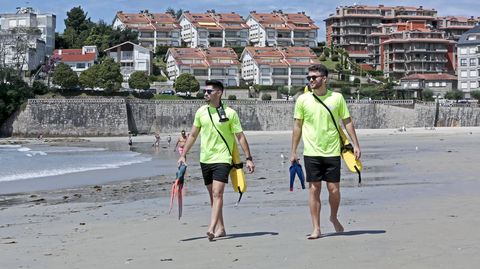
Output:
[174, 73, 199, 93]
[96, 57, 123, 92]
[422, 89, 434, 101]
[128, 71, 150, 90]
[166, 8, 183, 20]
[63, 6, 93, 48]
[471, 90, 480, 103]
[444, 90, 463, 101]
[0, 73, 33, 125]
[52, 63, 79, 89]
[79, 64, 99, 88]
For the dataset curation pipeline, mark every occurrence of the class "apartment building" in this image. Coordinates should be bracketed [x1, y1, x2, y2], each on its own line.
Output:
[0, 7, 56, 55]
[457, 25, 480, 99]
[179, 11, 248, 48]
[104, 41, 152, 81]
[395, 73, 458, 98]
[0, 29, 46, 72]
[369, 21, 455, 79]
[325, 5, 437, 63]
[166, 47, 240, 86]
[247, 10, 318, 48]
[53, 46, 98, 75]
[434, 16, 480, 41]
[240, 46, 319, 86]
[113, 10, 181, 50]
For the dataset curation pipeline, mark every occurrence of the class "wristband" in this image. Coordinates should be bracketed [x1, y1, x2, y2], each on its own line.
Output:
[246, 156, 253, 161]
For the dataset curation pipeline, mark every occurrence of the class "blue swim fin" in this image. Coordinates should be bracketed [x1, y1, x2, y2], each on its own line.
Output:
[295, 162, 306, 189]
[289, 163, 296, 191]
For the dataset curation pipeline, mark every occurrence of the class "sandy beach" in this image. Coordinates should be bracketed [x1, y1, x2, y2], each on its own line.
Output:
[1, 127, 480, 268]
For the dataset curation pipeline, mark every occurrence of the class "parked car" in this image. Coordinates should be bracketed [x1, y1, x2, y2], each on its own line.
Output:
[160, 90, 175, 95]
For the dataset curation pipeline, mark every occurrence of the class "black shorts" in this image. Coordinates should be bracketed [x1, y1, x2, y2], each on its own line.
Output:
[304, 156, 341, 183]
[200, 163, 231, 185]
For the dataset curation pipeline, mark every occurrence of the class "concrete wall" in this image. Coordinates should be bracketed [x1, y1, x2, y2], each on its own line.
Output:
[2, 99, 480, 137]
[2, 99, 129, 137]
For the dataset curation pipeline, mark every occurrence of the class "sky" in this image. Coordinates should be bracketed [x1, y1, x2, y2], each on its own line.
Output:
[1, 0, 479, 41]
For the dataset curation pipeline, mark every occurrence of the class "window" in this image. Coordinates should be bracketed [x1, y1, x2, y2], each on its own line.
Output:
[441, 82, 447, 87]
[460, 59, 467, 66]
[470, 58, 477, 66]
[76, 63, 86, 69]
[9, 20, 17, 27]
[261, 68, 270, 75]
[461, 82, 468, 89]
[435, 82, 440, 87]
[460, 48, 467, 55]
[428, 82, 434, 87]
[461, 71, 468, 77]
[470, 81, 478, 88]
[228, 79, 237, 86]
[469, 47, 477, 54]
[261, 79, 270, 85]
[18, 19, 26, 26]
[470, 70, 477, 77]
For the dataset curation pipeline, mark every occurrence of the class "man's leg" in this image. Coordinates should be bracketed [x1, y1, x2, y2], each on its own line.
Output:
[327, 182, 344, 233]
[308, 181, 322, 239]
[207, 180, 225, 240]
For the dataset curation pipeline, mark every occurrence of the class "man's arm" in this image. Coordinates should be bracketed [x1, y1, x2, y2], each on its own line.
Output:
[290, 118, 303, 163]
[235, 132, 255, 173]
[342, 117, 361, 160]
[177, 125, 200, 165]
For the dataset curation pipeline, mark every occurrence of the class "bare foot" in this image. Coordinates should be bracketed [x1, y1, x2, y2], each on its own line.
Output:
[214, 230, 226, 238]
[206, 231, 215, 241]
[330, 217, 344, 233]
[307, 229, 321, 240]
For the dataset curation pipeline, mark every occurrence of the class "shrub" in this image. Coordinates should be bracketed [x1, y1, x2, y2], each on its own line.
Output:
[353, 78, 361, 85]
[261, 93, 272, 100]
[196, 91, 204, 99]
[422, 89, 434, 101]
[318, 54, 327, 61]
[331, 54, 339, 61]
[227, 95, 237, 100]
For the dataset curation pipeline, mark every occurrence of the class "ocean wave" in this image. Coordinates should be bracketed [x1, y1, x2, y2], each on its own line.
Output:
[17, 147, 31, 152]
[40, 147, 107, 153]
[0, 157, 152, 182]
[0, 145, 21, 148]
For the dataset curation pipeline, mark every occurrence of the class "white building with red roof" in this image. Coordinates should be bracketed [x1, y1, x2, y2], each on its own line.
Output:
[240, 46, 319, 86]
[166, 47, 240, 87]
[53, 46, 98, 74]
[246, 10, 318, 47]
[113, 10, 181, 49]
[179, 10, 249, 48]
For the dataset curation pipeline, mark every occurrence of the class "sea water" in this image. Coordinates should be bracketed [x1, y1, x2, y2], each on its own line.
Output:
[0, 143, 182, 194]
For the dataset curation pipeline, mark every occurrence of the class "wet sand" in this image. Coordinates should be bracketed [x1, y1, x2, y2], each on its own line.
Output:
[1, 127, 480, 268]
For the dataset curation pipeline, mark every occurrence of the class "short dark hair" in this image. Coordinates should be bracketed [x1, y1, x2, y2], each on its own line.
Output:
[205, 79, 224, 91]
[308, 64, 328, 77]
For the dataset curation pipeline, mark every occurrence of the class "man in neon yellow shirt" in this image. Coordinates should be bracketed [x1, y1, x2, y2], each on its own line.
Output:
[290, 64, 361, 239]
[178, 80, 255, 241]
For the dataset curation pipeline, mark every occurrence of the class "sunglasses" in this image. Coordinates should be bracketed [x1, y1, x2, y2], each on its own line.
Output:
[306, 75, 324, 81]
[203, 89, 217, 94]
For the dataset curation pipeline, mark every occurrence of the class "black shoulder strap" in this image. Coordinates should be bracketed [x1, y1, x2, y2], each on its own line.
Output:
[311, 92, 343, 142]
[207, 104, 231, 155]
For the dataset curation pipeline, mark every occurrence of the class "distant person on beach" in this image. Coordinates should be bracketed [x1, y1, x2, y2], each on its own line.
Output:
[174, 130, 188, 155]
[153, 133, 160, 147]
[290, 64, 361, 239]
[177, 79, 255, 241]
[128, 134, 133, 146]
[167, 135, 172, 146]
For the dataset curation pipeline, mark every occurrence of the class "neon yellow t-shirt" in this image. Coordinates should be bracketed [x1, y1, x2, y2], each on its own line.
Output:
[193, 104, 243, 164]
[294, 90, 350, 157]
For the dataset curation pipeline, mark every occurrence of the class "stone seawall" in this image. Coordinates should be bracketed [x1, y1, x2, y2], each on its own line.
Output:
[1, 99, 129, 137]
[2, 99, 480, 137]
